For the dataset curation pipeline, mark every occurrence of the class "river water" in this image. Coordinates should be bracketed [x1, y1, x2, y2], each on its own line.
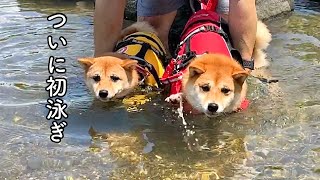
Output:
[0, 0, 319, 179]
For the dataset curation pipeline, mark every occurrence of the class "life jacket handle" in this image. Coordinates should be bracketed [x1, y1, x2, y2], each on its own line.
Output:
[189, 0, 219, 13]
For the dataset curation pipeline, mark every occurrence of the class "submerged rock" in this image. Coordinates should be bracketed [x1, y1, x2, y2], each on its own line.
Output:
[256, 0, 295, 20]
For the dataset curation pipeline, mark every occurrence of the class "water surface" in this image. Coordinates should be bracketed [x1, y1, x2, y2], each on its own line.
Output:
[0, 0, 319, 179]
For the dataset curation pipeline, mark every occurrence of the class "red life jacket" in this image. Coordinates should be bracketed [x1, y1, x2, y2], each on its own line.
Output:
[199, 0, 219, 12]
[161, 9, 233, 93]
[161, 1, 249, 110]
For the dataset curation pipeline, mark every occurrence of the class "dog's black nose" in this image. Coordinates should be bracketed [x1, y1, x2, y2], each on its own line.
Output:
[99, 90, 108, 98]
[208, 103, 218, 112]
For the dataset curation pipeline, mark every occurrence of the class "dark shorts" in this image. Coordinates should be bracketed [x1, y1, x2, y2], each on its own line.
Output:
[137, 0, 230, 17]
[137, 0, 186, 16]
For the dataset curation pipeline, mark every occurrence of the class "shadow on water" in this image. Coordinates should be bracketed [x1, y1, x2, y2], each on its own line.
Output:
[0, 0, 319, 179]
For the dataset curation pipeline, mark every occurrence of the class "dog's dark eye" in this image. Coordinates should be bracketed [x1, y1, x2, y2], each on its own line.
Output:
[221, 87, 231, 94]
[110, 75, 121, 82]
[200, 84, 210, 92]
[92, 74, 100, 82]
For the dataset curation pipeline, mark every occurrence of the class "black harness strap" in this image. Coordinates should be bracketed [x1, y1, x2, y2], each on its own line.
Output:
[175, 51, 197, 73]
[124, 33, 166, 59]
[114, 38, 164, 88]
[129, 56, 163, 88]
[115, 38, 167, 63]
[174, 25, 223, 71]
[135, 43, 150, 60]
[175, 23, 251, 71]
[180, 18, 221, 39]
[185, 34, 192, 54]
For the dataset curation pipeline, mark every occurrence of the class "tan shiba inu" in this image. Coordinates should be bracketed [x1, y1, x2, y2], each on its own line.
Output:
[78, 22, 167, 101]
[166, 21, 272, 116]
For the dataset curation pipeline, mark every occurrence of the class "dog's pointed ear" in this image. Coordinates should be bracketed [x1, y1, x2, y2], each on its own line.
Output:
[232, 69, 249, 85]
[78, 57, 95, 70]
[121, 59, 138, 70]
[189, 62, 205, 77]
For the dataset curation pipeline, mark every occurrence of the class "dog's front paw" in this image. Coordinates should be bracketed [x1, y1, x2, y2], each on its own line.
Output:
[165, 93, 183, 104]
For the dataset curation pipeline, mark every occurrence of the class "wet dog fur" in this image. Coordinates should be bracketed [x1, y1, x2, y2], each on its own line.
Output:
[181, 53, 249, 116]
[78, 22, 158, 101]
[168, 20, 272, 117]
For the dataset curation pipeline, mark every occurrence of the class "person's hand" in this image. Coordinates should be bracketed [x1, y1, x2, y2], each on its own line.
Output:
[245, 68, 252, 75]
[241, 55, 254, 75]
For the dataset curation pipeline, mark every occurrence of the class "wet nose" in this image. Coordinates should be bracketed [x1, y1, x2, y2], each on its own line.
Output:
[99, 90, 108, 98]
[208, 103, 218, 112]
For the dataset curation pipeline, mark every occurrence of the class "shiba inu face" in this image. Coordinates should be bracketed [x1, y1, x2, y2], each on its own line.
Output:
[182, 54, 249, 117]
[78, 54, 139, 102]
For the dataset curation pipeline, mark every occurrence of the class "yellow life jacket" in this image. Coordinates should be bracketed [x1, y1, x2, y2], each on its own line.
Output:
[114, 32, 166, 88]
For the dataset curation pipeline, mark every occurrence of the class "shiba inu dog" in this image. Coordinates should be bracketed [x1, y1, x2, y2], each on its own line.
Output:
[78, 53, 139, 101]
[182, 53, 249, 116]
[78, 22, 167, 102]
[181, 21, 272, 116]
[162, 8, 272, 116]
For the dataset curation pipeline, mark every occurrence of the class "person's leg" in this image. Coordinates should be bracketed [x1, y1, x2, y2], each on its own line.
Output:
[137, 0, 185, 56]
[137, 12, 177, 56]
[94, 0, 126, 57]
[228, 0, 257, 71]
[216, 0, 230, 22]
[217, 0, 257, 71]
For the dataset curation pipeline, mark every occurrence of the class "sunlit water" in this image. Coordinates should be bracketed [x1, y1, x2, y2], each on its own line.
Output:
[0, 0, 319, 179]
